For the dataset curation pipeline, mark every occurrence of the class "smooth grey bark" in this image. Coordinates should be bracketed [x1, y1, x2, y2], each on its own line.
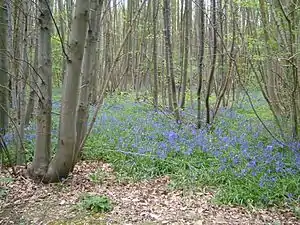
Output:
[90, 3, 102, 105]
[66, 0, 74, 31]
[163, 0, 180, 122]
[180, 0, 190, 109]
[205, 0, 217, 125]
[75, 0, 103, 163]
[16, 1, 29, 165]
[46, 0, 90, 183]
[58, 0, 66, 84]
[103, 0, 112, 94]
[28, 0, 53, 179]
[196, 0, 205, 128]
[0, 0, 8, 135]
[25, 0, 38, 126]
[152, 0, 159, 109]
[25, 35, 38, 126]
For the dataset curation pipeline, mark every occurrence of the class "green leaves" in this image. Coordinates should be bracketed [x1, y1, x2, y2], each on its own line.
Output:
[78, 194, 113, 213]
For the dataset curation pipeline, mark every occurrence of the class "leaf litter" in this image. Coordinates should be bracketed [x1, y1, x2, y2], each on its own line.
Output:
[0, 161, 299, 225]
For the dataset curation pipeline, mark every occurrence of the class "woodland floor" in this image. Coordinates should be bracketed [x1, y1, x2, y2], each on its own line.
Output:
[1, 161, 299, 225]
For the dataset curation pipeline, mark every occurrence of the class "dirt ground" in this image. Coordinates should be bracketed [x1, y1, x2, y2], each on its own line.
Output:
[1, 161, 299, 225]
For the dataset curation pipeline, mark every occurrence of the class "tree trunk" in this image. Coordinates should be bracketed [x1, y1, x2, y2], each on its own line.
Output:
[58, 0, 66, 84]
[45, 0, 90, 183]
[75, 0, 103, 162]
[15, 1, 29, 165]
[205, 0, 217, 125]
[180, 0, 190, 109]
[196, 0, 205, 128]
[152, 0, 159, 109]
[0, 0, 8, 135]
[25, 35, 38, 126]
[28, 0, 53, 180]
[163, 0, 180, 122]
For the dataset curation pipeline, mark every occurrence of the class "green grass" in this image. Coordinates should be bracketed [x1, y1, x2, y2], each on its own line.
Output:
[80, 94, 300, 209]
[3, 92, 300, 210]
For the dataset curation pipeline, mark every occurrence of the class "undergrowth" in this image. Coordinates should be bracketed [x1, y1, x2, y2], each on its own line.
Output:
[83, 95, 300, 208]
[78, 194, 113, 213]
[2, 93, 300, 209]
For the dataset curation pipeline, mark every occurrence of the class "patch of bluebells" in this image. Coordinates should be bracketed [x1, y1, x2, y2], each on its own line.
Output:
[10, 97, 300, 203]
[3, 101, 62, 149]
[88, 99, 300, 202]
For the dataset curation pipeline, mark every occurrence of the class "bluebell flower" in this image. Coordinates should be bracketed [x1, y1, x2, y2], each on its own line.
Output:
[167, 131, 178, 143]
[3, 133, 13, 144]
[251, 171, 257, 176]
[248, 160, 257, 168]
[233, 156, 240, 165]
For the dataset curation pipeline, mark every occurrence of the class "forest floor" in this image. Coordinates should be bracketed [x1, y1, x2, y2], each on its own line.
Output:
[1, 161, 299, 225]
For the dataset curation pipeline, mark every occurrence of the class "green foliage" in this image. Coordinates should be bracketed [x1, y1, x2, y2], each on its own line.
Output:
[0, 177, 13, 199]
[82, 94, 300, 208]
[233, 0, 259, 9]
[51, 35, 63, 87]
[78, 194, 113, 213]
[0, 188, 8, 199]
[6, 92, 299, 210]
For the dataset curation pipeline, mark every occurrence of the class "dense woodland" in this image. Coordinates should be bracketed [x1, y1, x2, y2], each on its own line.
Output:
[0, 0, 300, 224]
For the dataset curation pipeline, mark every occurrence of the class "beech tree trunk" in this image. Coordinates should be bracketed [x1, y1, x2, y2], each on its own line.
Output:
[75, 0, 103, 162]
[196, 0, 205, 128]
[28, 0, 53, 179]
[152, 0, 159, 109]
[180, 0, 190, 109]
[163, 0, 180, 122]
[205, 0, 217, 125]
[0, 0, 8, 135]
[45, 0, 90, 183]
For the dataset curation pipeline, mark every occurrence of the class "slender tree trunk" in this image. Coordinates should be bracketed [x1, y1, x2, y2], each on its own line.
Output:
[259, 0, 282, 116]
[152, 0, 158, 109]
[46, 0, 90, 183]
[15, 1, 29, 165]
[25, 3, 38, 126]
[90, 3, 102, 105]
[66, 0, 74, 31]
[197, 0, 205, 128]
[0, 0, 8, 135]
[212, 0, 236, 121]
[163, 0, 180, 122]
[75, 0, 103, 163]
[25, 35, 38, 126]
[58, 0, 66, 84]
[28, 0, 53, 180]
[180, 0, 190, 109]
[205, 0, 217, 125]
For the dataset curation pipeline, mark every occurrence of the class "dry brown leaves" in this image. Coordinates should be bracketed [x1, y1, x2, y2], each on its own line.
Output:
[0, 161, 299, 225]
